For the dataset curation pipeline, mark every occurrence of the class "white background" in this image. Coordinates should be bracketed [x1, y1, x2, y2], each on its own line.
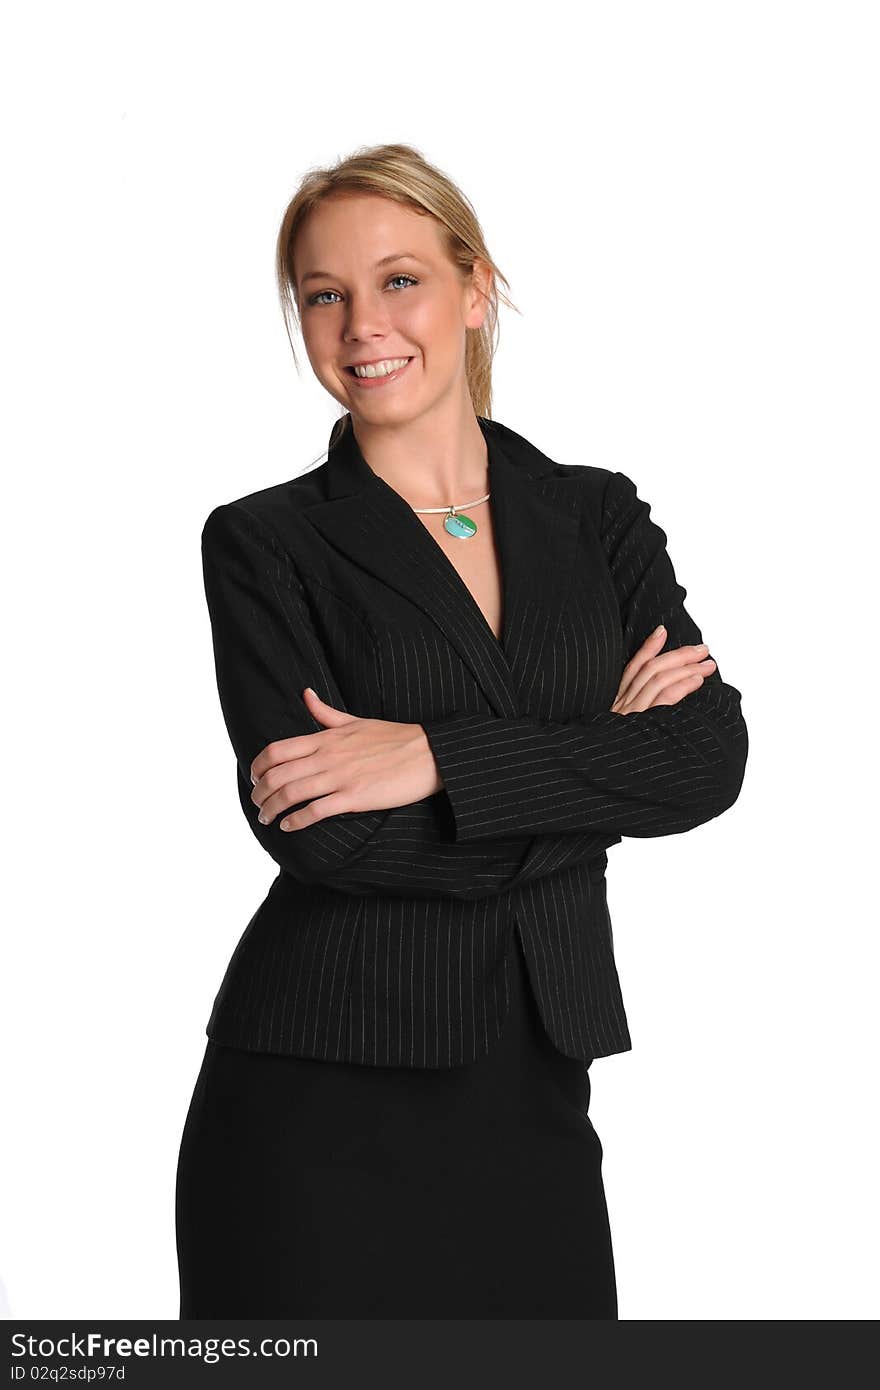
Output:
[2, 0, 877, 1321]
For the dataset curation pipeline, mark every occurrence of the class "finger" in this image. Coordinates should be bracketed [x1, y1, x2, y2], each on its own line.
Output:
[638, 657, 714, 707]
[257, 770, 337, 825]
[302, 687, 357, 728]
[279, 790, 351, 833]
[619, 672, 703, 713]
[643, 653, 715, 699]
[250, 733, 321, 786]
[617, 643, 711, 708]
[646, 671, 708, 708]
[615, 626, 668, 703]
[251, 756, 310, 809]
[616, 660, 715, 713]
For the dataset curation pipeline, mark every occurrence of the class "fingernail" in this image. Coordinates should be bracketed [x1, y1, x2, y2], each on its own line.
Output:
[654, 624, 665, 635]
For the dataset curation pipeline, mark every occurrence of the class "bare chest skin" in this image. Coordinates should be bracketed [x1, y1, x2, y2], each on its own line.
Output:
[415, 504, 504, 643]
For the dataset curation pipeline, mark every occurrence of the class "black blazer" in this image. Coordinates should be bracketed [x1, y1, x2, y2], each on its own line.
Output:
[200, 414, 748, 1068]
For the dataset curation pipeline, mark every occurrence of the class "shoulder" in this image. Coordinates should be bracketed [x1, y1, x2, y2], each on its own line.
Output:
[487, 417, 634, 529]
[201, 455, 331, 550]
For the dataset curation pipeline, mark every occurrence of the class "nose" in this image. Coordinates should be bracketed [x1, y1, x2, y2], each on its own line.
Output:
[343, 290, 392, 342]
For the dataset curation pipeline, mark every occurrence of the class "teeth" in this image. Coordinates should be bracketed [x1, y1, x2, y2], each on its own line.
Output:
[352, 357, 411, 378]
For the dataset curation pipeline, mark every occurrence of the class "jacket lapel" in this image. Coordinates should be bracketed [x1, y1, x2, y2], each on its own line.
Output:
[303, 415, 583, 718]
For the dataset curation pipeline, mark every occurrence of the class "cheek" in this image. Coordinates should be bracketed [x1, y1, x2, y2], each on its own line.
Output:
[395, 297, 460, 360]
[303, 330, 348, 399]
[299, 329, 325, 377]
[304, 321, 331, 360]
[301, 310, 341, 360]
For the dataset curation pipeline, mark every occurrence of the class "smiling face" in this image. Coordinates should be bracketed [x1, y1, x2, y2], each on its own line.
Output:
[293, 193, 490, 426]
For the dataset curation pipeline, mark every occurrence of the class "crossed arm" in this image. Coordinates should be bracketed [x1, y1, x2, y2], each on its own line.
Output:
[200, 469, 747, 898]
[421, 471, 748, 843]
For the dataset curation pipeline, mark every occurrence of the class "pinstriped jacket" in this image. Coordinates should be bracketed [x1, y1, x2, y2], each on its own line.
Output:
[199, 413, 748, 1068]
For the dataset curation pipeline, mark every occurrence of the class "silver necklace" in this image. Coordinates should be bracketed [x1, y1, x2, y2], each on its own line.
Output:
[411, 491, 490, 539]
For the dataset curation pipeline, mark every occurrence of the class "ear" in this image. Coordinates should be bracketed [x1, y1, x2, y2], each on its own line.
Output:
[464, 257, 494, 331]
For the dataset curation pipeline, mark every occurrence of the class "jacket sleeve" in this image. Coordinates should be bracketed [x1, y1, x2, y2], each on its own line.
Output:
[200, 500, 620, 899]
[420, 468, 749, 843]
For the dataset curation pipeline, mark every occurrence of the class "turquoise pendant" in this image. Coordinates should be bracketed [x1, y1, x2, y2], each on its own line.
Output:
[443, 510, 478, 539]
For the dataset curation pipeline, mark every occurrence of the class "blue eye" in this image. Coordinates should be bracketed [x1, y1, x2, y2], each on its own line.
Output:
[308, 273, 419, 307]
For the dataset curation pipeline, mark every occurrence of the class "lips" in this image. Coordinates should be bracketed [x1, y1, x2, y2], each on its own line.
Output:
[344, 356, 415, 388]
[344, 357, 413, 374]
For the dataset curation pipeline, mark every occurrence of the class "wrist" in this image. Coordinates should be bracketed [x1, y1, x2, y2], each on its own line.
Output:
[416, 724, 444, 793]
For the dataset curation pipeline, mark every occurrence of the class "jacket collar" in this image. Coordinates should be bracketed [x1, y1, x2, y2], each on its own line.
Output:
[302, 414, 584, 717]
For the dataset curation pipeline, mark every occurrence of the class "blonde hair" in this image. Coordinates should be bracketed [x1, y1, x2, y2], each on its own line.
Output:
[275, 142, 519, 446]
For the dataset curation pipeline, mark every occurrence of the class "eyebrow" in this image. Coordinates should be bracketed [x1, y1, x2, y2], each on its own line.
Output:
[300, 252, 427, 285]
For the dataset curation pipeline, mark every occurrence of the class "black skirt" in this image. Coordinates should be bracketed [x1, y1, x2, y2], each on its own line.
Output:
[175, 926, 618, 1318]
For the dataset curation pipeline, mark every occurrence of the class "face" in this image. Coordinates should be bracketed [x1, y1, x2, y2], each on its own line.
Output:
[293, 193, 491, 426]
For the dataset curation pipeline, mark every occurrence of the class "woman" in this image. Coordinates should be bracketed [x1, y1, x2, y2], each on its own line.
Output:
[175, 142, 748, 1319]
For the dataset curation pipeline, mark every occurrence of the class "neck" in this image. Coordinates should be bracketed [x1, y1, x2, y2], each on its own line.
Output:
[348, 396, 489, 506]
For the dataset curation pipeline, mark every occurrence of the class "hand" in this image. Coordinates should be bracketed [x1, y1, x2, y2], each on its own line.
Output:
[249, 687, 442, 831]
[612, 625, 717, 714]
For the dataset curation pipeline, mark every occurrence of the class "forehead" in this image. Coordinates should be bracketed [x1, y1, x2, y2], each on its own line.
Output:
[295, 194, 445, 276]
